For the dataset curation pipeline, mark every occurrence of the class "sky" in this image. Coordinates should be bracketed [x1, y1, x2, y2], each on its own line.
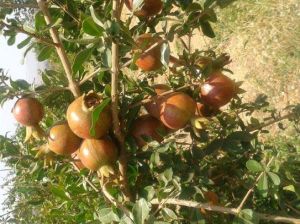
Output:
[0, 33, 46, 216]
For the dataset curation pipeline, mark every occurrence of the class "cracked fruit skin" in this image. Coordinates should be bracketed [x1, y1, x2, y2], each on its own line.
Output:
[159, 92, 196, 130]
[125, 0, 163, 17]
[67, 92, 112, 139]
[78, 139, 118, 171]
[200, 72, 236, 109]
[12, 97, 44, 126]
[48, 122, 82, 155]
[135, 34, 163, 71]
[131, 115, 167, 147]
[145, 84, 171, 119]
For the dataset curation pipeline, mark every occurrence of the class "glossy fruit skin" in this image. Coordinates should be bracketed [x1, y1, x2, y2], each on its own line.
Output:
[12, 97, 44, 126]
[131, 115, 167, 147]
[72, 151, 85, 170]
[48, 122, 82, 155]
[125, 0, 163, 17]
[159, 92, 196, 130]
[67, 93, 112, 139]
[145, 84, 171, 119]
[135, 34, 163, 71]
[78, 139, 118, 171]
[200, 71, 236, 108]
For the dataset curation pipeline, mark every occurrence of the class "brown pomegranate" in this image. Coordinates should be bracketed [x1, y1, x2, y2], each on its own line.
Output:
[78, 138, 118, 171]
[134, 34, 163, 71]
[131, 115, 167, 147]
[67, 92, 112, 139]
[145, 84, 171, 119]
[72, 151, 85, 170]
[200, 71, 236, 108]
[48, 122, 82, 155]
[12, 97, 44, 126]
[125, 0, 163, 17]
[159, 92, 196, 130]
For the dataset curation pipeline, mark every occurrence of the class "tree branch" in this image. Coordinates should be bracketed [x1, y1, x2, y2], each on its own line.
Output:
[129, 84, 198, 109]
[111, 0, 133, 201]
[79, 67, 111, 86]
[151, 198, 300, 224]
[36, 0, 81, 98]
[236, 156, 275, 212]
[0, 20, 58, 47]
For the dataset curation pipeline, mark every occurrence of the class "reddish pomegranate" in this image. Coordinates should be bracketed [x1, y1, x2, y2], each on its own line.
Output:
[48, 122, 82, 155]
[72, 151, 85, 170]
[125, 0, 163, 17]
[12, 97, 44, 126]
[67, 92, 112, 139]
[145, 84, 171, 118]
[134, 34, 163, 71]
[200, 71, 236, 108]
[159, 92, 196, 130]
[78, 138, 118, 171]
[131, 115, 167, 147]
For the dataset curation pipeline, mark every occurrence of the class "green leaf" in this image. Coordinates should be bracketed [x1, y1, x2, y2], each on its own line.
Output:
[257, 173, 268, 197]
[161, 208, 177, 220]
[204, 0, 216, 8]
[200, 21, 215, 38]
[96, 208, 120, 223]
[233, 209, 259, 224]
[160, 43, 170, 67]
[90, 98, 111, 137]
[72, 47, 93, 74]
[50, 186, 70, 200]
[7, 35, 16, 46]
[132, 198, 150, 224]
[246, 160, 263, 173]
[38, 46, 54, 61]
[82, 17, 104, 36]
[267, 172, 281, 186]
[17, 37, 32, 49]
[90, 6, 105, 28]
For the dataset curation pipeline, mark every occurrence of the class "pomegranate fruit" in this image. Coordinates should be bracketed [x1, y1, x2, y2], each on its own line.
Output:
[48, 122, 82, 155]
[134, 34, 163, 71]
[125, 0, 163, 17]
[131, 115, 167, 147]
[159, 92, 196, 130]
[200, 71, 236, 108]
[78, 138, 118, 171]
[12, 97, 44, 126]
[72, 151, 85, 170]
[145, 84, 171, 119]
[67, 92, 111, 139]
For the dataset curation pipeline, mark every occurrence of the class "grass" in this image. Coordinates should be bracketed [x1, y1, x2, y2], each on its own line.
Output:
[209, 0, 300, 108]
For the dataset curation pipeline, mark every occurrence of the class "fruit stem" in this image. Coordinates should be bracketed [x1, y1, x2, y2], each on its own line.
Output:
[111, 0, 133, 202]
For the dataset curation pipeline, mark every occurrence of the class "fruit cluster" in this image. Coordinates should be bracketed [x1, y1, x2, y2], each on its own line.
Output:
[11, 0, 237, 174]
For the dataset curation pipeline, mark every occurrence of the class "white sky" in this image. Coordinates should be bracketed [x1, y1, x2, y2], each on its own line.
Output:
[0, 33, 45, 215]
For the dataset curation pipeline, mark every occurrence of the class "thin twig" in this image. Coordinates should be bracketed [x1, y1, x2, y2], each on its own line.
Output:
[111, 0, 133, 201]
[247, 112, 296, 132]
[36, 0, 81, 98]
[0, 21, 58, 47]
[79, 67, 111, 85]
[236, 156, 275, 212]
[151, 198, 300, 224]
[71, 162, 100, 193]
[129, 84, 197, 109]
